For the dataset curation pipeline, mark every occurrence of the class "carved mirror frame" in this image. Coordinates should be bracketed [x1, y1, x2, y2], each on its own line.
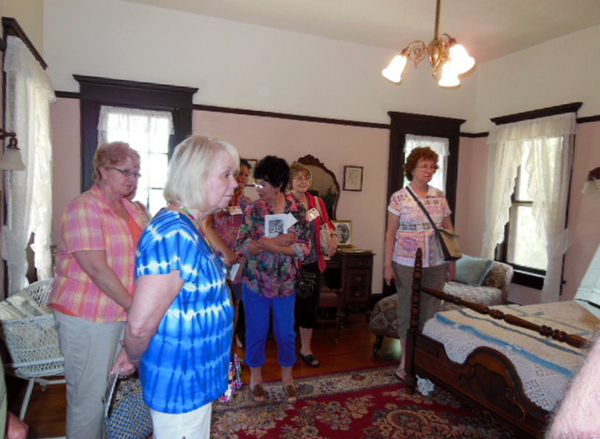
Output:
[297, 154, 340, 220]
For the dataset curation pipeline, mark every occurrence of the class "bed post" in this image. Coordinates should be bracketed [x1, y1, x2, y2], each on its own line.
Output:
[404, 248, 423, 393]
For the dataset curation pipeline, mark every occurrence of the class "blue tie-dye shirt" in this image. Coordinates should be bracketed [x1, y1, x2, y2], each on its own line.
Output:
[135, 209, 234, 413]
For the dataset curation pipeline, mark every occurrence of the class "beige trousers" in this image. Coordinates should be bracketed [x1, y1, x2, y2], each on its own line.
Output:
[53, 310, 124, 439]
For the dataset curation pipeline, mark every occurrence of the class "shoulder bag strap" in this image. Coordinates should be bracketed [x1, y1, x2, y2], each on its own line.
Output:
[406, 186, 440, 234]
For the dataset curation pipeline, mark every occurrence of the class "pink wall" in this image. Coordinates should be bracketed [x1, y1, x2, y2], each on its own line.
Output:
[50, 97, 80, 243]
[195, 111, 391, 296]
[49, 98, 600, 303]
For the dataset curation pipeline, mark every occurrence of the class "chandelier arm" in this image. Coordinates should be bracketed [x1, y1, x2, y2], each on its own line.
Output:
[403, 40, 428, 67]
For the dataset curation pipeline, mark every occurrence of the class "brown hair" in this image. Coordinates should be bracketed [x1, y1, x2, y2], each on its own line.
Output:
[92, 142, 140, 184]
[288, 162, 311, 190]
[405, 147, 439, 181]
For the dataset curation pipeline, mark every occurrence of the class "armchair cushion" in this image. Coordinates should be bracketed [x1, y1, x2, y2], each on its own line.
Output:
[454, 255, 494, 287]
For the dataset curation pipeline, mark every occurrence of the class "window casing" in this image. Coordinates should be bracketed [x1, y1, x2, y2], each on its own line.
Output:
[74, 75, 197, 192]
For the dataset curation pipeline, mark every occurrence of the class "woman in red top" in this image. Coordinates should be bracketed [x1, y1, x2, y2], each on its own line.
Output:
[288, 162, 338, 367]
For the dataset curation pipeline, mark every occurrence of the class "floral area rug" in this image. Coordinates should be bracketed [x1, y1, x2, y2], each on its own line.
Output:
[211, 365, 515, 439]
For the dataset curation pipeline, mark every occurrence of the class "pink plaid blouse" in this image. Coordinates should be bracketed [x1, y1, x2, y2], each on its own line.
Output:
[49, 185, 148, 323]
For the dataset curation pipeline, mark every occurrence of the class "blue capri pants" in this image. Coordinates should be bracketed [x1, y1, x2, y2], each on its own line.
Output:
[243, 284, 297, 368]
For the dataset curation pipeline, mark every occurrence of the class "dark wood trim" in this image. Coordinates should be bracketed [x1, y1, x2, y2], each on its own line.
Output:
[194, 104, 389, 129]
[578, 115, 600, 124]
[0, 36, 5, 52]
[75, 75, 197, 191]
[74, 75, 197, 109]
[55, 91, 80, 99]
[2, 17, 47, 69]
[460, 131, 488, 138]
[491, 102, 583, 125]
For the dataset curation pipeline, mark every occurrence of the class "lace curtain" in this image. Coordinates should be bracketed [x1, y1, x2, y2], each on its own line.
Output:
[481, 113, 577, 302]
[404, 135, 449, 191]
[2, 36, 56, 295]
[97, 106, 173, 143]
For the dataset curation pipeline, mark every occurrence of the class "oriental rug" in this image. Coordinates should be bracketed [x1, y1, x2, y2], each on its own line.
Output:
[210, 365, 515, 439]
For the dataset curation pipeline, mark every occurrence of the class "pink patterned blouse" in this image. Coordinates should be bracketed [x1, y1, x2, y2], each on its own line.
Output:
[388, 186, 451, 268]
[49, 185, 148, 323]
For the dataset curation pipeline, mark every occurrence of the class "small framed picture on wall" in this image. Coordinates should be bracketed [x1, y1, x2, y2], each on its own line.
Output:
[332, 220, 353, 247]
[343, 166, 363, 191]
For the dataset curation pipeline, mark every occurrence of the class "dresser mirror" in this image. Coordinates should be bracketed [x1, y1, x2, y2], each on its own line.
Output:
[297, 154, 340, 220]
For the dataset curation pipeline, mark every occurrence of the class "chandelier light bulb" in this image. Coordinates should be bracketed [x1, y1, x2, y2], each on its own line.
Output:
[449, 44, 475, 74]
[437, 62, 460, 87]
[382, 54, 408, 84]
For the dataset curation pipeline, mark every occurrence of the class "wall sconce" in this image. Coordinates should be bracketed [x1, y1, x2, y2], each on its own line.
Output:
[582, 166, 600, 194]
[0, 128, 25, 171]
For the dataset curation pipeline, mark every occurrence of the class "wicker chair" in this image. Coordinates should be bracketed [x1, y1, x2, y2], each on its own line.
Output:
[0, 279, 65, 420]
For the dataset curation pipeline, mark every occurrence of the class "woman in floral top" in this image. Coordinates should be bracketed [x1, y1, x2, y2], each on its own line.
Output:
[238, 156, 311, 403]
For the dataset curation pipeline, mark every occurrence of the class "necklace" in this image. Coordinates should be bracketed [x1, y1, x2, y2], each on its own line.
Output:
[170, 203, 204, 234]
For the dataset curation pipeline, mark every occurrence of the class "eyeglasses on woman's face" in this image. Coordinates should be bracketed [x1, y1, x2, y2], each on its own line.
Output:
[111, 167, 141, 179]
[293, 175, 311, 183]
[415, 163, 438, 172]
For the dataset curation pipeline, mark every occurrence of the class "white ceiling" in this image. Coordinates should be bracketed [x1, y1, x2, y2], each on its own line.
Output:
[122, 0, 600, 63]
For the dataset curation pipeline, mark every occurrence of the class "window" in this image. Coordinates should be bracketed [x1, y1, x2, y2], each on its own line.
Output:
[98, 106, 173, 215]
[483, 105, 579, 300]
[74, 75, 197, 193]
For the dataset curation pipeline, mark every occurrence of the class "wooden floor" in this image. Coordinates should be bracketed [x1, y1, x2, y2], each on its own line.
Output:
[10, 317, 400, 439]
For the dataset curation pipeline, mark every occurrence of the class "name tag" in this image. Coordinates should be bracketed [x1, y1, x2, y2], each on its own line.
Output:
[306, 208, 320, 222]
[228, 206, 243, 215]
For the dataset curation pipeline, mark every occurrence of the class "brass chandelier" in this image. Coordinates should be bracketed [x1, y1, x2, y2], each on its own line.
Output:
[382, 0, 475, 88]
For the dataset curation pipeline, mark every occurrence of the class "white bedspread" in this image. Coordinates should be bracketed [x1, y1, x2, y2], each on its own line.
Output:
[422, 301, 599, 411]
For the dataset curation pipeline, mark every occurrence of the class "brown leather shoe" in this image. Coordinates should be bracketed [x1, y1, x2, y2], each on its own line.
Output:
[282, 384, 297, 403]
[249, 384, 266, 403]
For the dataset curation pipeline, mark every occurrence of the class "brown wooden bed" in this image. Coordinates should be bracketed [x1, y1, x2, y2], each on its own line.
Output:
[404, 249, 593, 439]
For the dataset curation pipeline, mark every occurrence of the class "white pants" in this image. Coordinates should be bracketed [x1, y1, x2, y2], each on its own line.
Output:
[53, 310, 124, 439]
[151, 403, 212, 439]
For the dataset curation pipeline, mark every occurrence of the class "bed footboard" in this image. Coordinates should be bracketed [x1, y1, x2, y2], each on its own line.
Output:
[404, 249, 590, 439]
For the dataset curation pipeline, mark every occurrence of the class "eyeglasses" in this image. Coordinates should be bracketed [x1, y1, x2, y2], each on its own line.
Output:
[293, 176, 311, 182]
[111, 167, 141, 179]
[416, 164, 439, 171]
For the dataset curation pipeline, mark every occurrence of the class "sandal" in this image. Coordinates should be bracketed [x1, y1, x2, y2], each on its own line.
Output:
[249, 384, 266, 403]
[393, 370, 406, 383]
[282, 384, 297, 403]
[300, 353, 320, 368]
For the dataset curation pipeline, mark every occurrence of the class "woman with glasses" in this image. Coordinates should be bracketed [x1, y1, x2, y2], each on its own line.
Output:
[238, 156, 311, 403]
[49, 141, 149, 439]
[383, 146, 456, 382]
[287, 162, 338, 368]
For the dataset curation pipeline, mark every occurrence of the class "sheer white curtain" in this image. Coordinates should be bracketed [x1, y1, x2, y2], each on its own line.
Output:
[482, 113, 577, 302]
[404, 135, 449, 191]
[2, 36, 56, 295]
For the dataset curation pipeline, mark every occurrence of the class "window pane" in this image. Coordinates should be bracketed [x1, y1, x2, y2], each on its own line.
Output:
[508, 205, 547, 270]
